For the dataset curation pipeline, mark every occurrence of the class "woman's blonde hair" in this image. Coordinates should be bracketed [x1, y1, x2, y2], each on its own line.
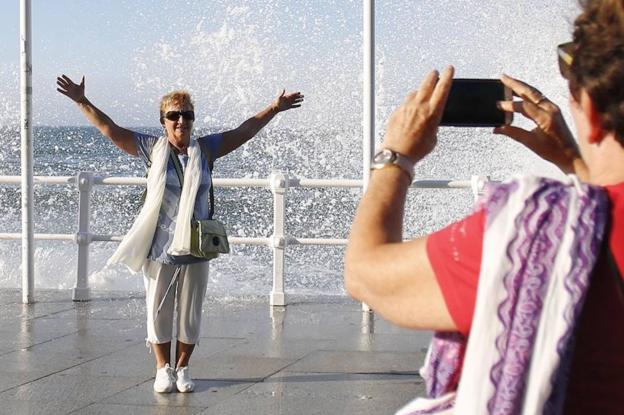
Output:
[159, 90, 194, 124]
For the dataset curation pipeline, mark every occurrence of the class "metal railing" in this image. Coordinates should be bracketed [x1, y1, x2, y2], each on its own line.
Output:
[0, 173, 488, 305]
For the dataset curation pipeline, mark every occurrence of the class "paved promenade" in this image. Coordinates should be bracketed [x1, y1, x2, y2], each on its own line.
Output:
[0, 290, 431, 414]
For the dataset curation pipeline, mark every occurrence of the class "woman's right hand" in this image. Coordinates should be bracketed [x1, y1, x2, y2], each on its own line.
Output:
[56, 75, 86, 104]
[383, 66, 454, 163]
[495, 74, 586, 177]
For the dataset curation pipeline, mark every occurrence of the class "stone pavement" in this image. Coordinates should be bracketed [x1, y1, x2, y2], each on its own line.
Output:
[0, 290, 431, 414]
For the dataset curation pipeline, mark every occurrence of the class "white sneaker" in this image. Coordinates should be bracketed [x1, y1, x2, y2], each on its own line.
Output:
[176, 366, 195, 393]
[153, 363, 176, 393]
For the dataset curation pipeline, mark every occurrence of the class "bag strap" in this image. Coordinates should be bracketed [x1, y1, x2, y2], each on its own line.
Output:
[169, 143, 215, 219]
[197, 139, 216, 219]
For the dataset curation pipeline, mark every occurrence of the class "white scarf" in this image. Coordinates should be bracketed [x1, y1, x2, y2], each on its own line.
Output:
[396, 175, 608, 415]
[107, 136, 202, 273]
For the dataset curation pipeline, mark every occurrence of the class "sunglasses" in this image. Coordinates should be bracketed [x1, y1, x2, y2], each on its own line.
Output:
[557, 41, 574, 80]
[163, 110, 195, 122]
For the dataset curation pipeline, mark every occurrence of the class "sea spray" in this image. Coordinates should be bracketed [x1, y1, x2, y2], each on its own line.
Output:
[0, 0, 579, 296]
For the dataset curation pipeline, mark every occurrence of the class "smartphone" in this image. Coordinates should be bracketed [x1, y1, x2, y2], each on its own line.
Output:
[440, 79, 512, 127]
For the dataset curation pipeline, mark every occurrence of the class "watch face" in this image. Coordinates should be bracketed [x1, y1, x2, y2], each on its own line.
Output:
[373, 149, 395, 164]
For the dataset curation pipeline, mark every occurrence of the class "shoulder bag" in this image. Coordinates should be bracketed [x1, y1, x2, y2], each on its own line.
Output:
[169, 142, 230, 258]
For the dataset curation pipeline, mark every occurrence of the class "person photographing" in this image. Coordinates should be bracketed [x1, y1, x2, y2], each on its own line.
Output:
[345, 0, 624, 412]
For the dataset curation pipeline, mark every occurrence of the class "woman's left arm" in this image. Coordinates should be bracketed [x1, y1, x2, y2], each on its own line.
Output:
[217, 90, 304, 158]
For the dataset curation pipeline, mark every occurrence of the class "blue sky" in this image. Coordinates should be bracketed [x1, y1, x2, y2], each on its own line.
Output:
[1, 1, 579, 129]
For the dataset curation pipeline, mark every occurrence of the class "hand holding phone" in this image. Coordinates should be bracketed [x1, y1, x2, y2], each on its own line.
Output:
[383, 67, 455, 162]
[494, 74, 585, 177]
[440, 79, 513, 127]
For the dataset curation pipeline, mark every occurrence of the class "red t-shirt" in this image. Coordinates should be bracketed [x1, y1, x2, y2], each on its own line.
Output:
[427, 182, 624, 413]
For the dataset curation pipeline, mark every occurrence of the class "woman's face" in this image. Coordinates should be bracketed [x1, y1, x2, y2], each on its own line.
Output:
[162, 103, 194, 147]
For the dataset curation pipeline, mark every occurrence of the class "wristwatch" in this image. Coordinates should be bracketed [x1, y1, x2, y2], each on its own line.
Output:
[371, 148, 414, 182]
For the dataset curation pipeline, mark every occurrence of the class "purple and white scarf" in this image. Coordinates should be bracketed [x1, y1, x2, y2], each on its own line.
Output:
[396, 175, 609, 415]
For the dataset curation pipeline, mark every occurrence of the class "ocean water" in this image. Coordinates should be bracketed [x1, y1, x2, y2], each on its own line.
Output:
[0, 124, 558, 296]
[0, 0, 579, 297]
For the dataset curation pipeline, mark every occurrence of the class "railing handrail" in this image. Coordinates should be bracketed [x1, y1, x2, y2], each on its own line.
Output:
[0, 172, 487, 304]
[0, 174, 475, 189]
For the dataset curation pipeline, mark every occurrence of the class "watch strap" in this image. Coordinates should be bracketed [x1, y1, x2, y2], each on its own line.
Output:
[392, 152, 415, 181]
[371, 149, 415, 182]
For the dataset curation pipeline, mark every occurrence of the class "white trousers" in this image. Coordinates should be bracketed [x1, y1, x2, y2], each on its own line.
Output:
[143, 260, 209, 345]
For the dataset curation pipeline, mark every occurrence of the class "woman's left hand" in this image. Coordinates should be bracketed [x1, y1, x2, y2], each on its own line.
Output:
[273, 90, 304, 112]
[495, 74, 584, 176]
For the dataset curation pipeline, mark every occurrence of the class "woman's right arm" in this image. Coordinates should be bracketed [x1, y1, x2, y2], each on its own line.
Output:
[56, 75, 138, 156]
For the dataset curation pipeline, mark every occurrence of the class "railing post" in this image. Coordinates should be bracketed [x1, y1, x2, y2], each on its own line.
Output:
[269, 172, 287, 307]
[362, 0, 375, 314]
[20, 0, 34, 305]
[470, 175, 489, 202]
[73, 171, 92, 301]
